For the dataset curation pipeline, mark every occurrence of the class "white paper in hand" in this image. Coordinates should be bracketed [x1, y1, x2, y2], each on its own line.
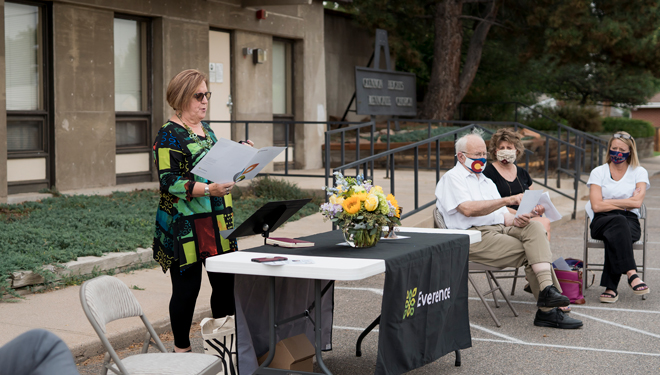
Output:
[191, 138, 285, 184]
[538, 192, 562, 222]
[514, 190, 543, 218]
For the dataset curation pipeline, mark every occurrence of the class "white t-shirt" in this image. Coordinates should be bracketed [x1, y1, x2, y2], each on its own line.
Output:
[585, 163, 650, 220]
[435, 162, 509, 230]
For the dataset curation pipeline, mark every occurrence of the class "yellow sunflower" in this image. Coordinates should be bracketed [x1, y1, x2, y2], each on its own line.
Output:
[354, 192, 368, 202]
[342, 196, 361, 214]
[387, 194, 400, 218]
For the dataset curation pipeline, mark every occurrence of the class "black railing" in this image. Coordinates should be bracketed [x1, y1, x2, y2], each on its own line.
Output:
[209, 116, 594, 223]
[459, 101, 608, 186]
[323, 121, 378, 192]
[333, 122, 585, 221]
[206, 120, 366, 178]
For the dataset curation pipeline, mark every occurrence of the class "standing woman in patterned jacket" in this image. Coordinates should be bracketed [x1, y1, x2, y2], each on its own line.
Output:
[152, 69, 253, 353]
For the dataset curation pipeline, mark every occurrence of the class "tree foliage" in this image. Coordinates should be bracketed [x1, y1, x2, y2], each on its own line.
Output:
[502, 0, 660, 106]
[347, 0, 660, 119]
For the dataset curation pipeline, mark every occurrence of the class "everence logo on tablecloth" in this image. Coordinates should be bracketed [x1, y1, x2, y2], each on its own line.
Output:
[403, 288, 417, 319]
[403, 286, 452, 319]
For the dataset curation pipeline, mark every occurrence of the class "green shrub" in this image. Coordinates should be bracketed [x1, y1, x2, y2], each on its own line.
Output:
[234, 176, 320, 226]
[523, 116, 567, 132]
[250, 176, 311, 200]
[553, 104, 602, 132]
[602, 117, 655, 139]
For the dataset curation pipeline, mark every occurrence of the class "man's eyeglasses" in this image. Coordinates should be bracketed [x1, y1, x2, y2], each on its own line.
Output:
[613, 133, 632, 140]
[193, 92, 212, 102]
[460, 151, 488, 159]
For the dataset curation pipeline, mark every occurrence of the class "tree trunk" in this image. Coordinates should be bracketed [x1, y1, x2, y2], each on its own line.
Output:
[422, 0, 500, 121]
[422, 0, 464, 121]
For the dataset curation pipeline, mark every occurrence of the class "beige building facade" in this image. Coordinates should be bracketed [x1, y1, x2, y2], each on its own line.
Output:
[1, 0, 329, 200]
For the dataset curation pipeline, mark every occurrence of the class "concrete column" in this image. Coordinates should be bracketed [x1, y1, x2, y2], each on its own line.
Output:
[154, 17, 209, 130]
[52, 4, 115, 191]
[295, 2, 326, 170]
[152, 17, 209, 179]
[0, 0, 6, 202]
[232, 30, 274, 171]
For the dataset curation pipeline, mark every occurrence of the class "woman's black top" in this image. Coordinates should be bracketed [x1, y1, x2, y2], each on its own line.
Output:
[483, 163, 533, 210]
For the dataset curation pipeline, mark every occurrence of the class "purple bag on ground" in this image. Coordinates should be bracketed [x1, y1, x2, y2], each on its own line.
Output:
[553, 258, 593, 305]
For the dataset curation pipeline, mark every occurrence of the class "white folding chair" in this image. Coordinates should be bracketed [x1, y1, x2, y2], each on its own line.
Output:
[80, 275, 224, 375]
[583, 203, 648, 300]
[433, 207, 519, 327]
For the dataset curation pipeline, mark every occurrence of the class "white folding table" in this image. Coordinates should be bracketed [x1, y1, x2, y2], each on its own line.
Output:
[205, 227, 480, 375]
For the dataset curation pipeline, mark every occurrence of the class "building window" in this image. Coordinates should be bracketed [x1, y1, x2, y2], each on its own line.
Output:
[7, 121, 41, 151]
[272, 39, 294, 146]
[5, 1, 51, 194]
[5, 2, 42, 112]
[114, 17, 146, 112]
[114, 15, 151, 183]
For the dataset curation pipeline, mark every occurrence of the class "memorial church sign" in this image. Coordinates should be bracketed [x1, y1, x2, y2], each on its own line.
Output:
[355, 67, 417, 116]
[354, 29, 417, 117]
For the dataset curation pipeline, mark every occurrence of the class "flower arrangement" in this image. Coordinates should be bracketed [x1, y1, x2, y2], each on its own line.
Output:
[320, 172, 401, 247]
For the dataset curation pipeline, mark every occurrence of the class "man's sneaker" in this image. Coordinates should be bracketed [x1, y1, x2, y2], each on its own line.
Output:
[534, 308, 583, 329]
[537, 285, 570, 307]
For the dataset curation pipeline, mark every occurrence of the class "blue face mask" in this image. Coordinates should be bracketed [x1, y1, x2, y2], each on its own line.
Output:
[609, 150, 629, 164]
[463, 156, 487, 174]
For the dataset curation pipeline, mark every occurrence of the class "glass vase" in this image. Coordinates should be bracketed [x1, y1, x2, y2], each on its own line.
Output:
[342, 223, 381, 248]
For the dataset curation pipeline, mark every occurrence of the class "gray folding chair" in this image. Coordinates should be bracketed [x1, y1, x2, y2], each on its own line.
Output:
[433, 207, 519, 327]
[583, 203, 648, 300]
[80, 275, 223, 375]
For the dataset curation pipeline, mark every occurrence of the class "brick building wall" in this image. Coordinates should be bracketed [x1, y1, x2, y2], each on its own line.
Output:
[631, 93, 660, 152]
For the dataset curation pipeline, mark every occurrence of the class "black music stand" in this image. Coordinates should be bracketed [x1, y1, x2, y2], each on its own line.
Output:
[220, 198, 312, 245]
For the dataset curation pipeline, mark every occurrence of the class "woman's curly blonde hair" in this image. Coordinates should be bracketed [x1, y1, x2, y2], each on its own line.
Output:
[488, 128, 525, 162]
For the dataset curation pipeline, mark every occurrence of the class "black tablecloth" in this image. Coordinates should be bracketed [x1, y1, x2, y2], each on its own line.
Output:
[234, 231, 472, 375]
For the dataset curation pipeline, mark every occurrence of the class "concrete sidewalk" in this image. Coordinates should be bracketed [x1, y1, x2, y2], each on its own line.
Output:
[1, 155, 658, 365]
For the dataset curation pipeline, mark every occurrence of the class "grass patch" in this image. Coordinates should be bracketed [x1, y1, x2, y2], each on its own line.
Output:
[0, 177, 319, 299]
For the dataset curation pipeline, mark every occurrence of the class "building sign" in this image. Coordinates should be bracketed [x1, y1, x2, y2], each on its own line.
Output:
[355, 67, 417, 116]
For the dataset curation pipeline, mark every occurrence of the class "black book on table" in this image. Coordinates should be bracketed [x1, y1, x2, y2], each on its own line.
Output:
[220, 198, 312, 242]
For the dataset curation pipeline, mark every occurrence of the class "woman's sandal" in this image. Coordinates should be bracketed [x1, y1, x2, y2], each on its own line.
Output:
[628, 274, 650, 295]
[599, 290, 618, 303]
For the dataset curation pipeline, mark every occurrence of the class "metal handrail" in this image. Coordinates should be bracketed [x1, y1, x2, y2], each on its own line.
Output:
[333, 122, 586, 222]
[206, 120, 367, 179]
[324, 121, 377, 191]
[460, 101, 608, 186]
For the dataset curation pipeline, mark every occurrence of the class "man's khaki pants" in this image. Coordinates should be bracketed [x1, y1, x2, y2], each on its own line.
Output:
[469, 221, 561, 300]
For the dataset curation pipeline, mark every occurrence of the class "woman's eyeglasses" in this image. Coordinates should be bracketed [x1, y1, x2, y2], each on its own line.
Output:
[613, 133, 632, 140]
[193, 92, 212, 102]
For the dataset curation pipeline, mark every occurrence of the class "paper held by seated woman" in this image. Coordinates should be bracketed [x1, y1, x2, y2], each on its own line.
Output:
[515, 190, 562, 222]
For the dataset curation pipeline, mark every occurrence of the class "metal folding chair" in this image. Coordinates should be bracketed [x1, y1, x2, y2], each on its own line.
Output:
[433, 207, 524, 295]
[433, 207, 519, 327]
[80, 275, 224, 375]
[582, 203, 648, 300]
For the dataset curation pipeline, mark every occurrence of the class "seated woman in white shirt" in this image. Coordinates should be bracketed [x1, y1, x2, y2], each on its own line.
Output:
[586, 131, 650, 303]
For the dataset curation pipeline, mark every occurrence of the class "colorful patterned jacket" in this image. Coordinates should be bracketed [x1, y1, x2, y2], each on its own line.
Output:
[152, 121, 237, 273]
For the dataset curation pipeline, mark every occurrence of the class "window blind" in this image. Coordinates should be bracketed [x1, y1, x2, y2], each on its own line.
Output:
[5, 2, 39, 111]
[114, 18, 142, 112]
